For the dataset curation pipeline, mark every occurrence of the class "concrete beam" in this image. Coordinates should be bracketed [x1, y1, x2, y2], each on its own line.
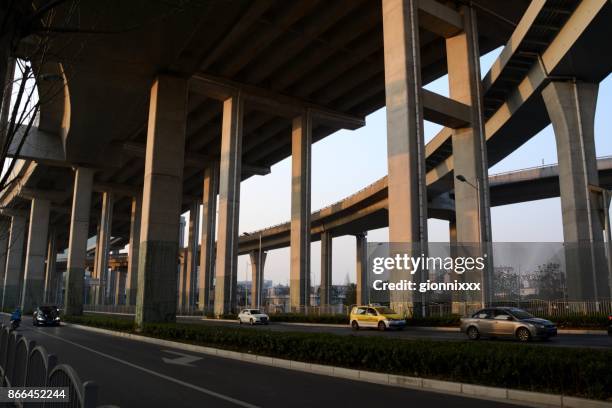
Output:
[118, 141, 269, 176]
[422, 89, 471, 129]
[214, 94, 244, 316]
[43, 229, 57, 304]
[136, 75, 188, 326]
[320, 231, 332, 307]
[94, 192, 113, 305]
[21, 198, 51, 311]
[184, 200, 199, 311]
[125, 196, 141, 306]
[417, 0, 463, 38]
[543, 81, 609, 300]
[64, 167, 95, 316]
[249, 250, 266, 309]
[1, 215, 26, 310]
[290, 112, 312, 310]
[355, 233, 368, 305]
[190, 73, 365, 130]
[383, 0, 428, 311]
[447, 5, 492, 305]
[198, 163, 218, 312]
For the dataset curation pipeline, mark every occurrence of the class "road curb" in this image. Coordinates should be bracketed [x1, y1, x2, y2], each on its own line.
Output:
[64, 322, 612, 408]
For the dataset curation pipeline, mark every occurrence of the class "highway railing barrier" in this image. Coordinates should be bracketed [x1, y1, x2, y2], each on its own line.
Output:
[0, 324, 105, 408]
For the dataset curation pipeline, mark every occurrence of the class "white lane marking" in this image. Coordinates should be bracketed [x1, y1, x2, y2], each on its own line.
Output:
[161, 349, 202, 366]
[33, 329, 260, 408]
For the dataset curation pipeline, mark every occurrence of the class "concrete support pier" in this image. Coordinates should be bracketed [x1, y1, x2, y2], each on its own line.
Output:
[290, 111, 312, 311]
[199, 163, 218, 312]
[184, 201, 200, 311]
[355, 233, 368, 305]
[249, 250, 266, 309]
[21, 198, 51, 311]
[95, 192, 113, 305]
[136, 75, 188, 326]
[446, 5, 492, 305]
[64, 167, 95, 316]
[320, 231, 332, 307]
[44, 230, 57, 304]
[542, 81, 610, 300]
[382, 0, 428, 311]
[125, 196, 141, 306]
[0, 220, 9, 306]
[214, 95, 243, 316]
[2, 215, 26, 310]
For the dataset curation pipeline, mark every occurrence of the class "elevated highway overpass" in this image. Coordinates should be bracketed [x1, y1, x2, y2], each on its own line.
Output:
[0, 0, 611, 321]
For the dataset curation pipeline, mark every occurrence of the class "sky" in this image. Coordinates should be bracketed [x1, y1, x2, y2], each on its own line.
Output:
[208, 46, 612, 286]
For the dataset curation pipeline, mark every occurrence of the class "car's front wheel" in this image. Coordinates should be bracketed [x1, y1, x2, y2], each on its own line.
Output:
[467, 326, 480, 340]
[378, 321, 386, 331]
[351, 320, 359, 330]
[238, 318, 242, 325]
[516, 327, 531, 342]
[250, 319, 254, 325]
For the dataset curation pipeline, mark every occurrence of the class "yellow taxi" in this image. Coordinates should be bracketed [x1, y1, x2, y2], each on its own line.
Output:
[349, 305, 406, 331]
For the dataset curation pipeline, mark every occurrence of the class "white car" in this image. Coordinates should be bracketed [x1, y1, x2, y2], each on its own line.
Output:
[238, 309, 269, 325]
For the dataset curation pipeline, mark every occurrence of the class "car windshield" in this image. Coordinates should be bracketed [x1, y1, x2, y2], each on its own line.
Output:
[375, 307, 396, 314]
[508, 308, 534, 319]
[249, 310, 261, 314]
[39, 306, 58, 315]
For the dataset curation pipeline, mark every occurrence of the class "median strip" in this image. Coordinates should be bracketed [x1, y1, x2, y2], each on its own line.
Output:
[61, 315, 612, 406]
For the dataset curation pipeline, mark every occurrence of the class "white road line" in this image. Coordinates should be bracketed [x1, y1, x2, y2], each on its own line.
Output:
[32, 329, 261, 408]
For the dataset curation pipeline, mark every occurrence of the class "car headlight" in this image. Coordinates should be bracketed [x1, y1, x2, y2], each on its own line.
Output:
[37, 316, 44, 320]
[54, 317, 60, 320]
[533, 323, 545, 329]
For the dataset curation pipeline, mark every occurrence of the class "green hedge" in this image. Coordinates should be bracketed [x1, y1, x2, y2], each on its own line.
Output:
[65, 314, 611, 400]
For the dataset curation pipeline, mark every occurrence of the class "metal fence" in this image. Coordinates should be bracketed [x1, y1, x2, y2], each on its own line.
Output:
[0, 324, 102, 408]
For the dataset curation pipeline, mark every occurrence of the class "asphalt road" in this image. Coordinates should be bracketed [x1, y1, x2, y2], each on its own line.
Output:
[182, 318, 612, 349]
[3, 319, 528, 408]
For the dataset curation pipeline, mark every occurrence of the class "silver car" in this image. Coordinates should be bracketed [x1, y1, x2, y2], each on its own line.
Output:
[460, 307, 557, 342]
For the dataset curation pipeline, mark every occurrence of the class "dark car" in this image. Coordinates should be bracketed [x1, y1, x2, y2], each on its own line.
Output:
[33, 305, 61, 326]
[608, 314, 612, 336]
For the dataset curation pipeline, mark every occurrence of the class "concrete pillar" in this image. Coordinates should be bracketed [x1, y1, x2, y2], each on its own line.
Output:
[44, 230, 57, 304]
[136, 75, 188, 326]
[446, 6, 492, 306]
[90, 220, 101, 305]
[542, 81, 610, 300]
[320, 231, 332, 307]
[382, 0, 428, 311]
[290, 111, 312, 311]
[185, 201, 200, 311]
[125, 196, 141, 306]
[355, 233, 368, 305]
[95, 192, 113, 305]
[199, 163, 219, 312]
[0, 220, 9, 306]
[1, 215, 25, 310]
[113, 269, 125, 305]
[214, 94, 244, 316]
[178, 249, 187, 311]
[249, 250, 266, 309]
[21, 198, 51, 311]
[64, 167, 95, 316]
